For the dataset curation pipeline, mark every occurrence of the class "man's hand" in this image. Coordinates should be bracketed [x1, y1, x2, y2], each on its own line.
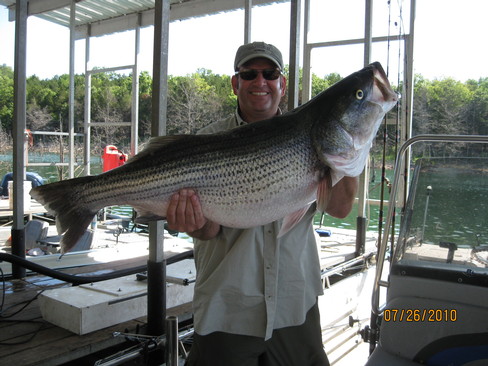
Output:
[325, 176, 358, 219]
[166, 189, 205, 232]
[166, 189, 221, 240]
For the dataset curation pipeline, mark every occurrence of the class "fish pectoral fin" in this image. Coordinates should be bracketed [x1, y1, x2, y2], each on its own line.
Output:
[278, 205, 312, 238]
[317, 174, 332, 213]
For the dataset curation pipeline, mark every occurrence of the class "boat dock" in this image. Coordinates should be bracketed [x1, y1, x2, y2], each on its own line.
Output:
[0, 222, 378, 365]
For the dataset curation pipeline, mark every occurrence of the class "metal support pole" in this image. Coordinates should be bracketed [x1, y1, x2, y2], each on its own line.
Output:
[402, 0, 417, 202]
[420, 185, 432, 244]
[11, 0, 28, 279]
[301, 0, 312, 104]
[68, 0, 76, 178]
[355, 217, 366, 256]
[356, 0, 374, 255]
[363, 0, 373, 67]
[131, 14, 141, 157]
[165, 316, 179, 366]
[147, 2, 170, 363]
[244, 0, 252, 44]
[84, 25, 91, 175]
[152, 0, 169, 138]
[147, 222, 166, 337]
[288, 0, 301, 110]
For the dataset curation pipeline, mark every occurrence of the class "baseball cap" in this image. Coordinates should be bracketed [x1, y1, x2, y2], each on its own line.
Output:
[234, 42, 284, 71]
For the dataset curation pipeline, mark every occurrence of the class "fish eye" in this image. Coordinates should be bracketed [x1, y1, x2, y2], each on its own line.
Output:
[356, 90, 364, 100]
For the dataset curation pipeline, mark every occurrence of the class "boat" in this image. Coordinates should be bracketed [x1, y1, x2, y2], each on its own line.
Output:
[364, 135, 488, 365]
[0, 171, 46, 198]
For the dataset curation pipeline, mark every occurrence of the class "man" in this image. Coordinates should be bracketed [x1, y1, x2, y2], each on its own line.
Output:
[167, 42, 358, 366]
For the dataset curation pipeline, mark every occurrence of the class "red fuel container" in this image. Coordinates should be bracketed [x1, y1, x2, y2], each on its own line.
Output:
[102, 145, 128, 172]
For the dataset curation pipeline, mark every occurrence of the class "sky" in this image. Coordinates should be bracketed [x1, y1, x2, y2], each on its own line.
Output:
[0, 0, 487, 84]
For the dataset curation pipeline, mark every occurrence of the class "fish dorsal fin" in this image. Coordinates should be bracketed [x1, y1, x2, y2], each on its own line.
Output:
[317, 174, 332, 213]
[128, 135, 193, 163]
[278, 205, 312, 238]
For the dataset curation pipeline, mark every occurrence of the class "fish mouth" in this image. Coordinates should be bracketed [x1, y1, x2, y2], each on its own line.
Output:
[347, 63, 398, 151]
[371, 65, 398, 112]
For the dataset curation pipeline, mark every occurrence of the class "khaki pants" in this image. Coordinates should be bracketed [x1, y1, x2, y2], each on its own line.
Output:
[185, 302, 329, 366]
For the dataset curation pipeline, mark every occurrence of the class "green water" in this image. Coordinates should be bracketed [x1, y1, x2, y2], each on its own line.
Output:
[405, 158, 488, 247]
[313, 168, 395, 234]
[0, 153, 103, 183]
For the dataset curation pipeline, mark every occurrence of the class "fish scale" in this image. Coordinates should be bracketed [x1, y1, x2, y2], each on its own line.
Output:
[31, 62, 397, 252]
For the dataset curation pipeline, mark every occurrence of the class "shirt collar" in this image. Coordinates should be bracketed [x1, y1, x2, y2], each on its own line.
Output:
[234, 107, 282, 127]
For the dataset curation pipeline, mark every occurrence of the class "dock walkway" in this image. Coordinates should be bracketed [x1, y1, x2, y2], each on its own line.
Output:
[0, 224, 378, 365]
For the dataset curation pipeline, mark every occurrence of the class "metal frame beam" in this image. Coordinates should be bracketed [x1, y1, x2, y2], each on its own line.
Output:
[11, 0, 28, 279]
[68, 0, 75, 178]
[83, 24, 92, 175]
[356, 0, 374, 255]
[244, 0, 252, 44]
[147, 0, 170, 351]
[5, 0, 287, 39]
[131, 14, 141, 156]
[287, 0, 301, 110]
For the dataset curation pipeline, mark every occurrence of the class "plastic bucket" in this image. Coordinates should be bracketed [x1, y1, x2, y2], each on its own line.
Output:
[8, 180, 32, 210]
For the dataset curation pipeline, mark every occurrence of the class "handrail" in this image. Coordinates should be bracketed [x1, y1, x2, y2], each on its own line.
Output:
[371, 134, 488, 315]
[0, 250, 194, 286]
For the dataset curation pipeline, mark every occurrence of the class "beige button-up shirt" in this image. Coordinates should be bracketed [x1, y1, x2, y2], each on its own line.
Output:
[193, 111, 324, 340]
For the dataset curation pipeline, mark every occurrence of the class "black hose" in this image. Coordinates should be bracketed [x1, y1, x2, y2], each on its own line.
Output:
[0, 250, 194, 286]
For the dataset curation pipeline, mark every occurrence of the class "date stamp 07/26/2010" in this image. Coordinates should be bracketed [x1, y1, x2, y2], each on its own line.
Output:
[383, 308, 457, 322]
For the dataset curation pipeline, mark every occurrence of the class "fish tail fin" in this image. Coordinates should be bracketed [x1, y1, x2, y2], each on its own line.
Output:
[30, 176, 99, 253]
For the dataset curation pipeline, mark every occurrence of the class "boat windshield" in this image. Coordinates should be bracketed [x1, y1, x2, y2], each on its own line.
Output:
[393, 157, 488, 284]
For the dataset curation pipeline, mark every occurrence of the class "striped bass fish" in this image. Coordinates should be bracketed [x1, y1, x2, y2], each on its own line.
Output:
[31, 62, 397, 252]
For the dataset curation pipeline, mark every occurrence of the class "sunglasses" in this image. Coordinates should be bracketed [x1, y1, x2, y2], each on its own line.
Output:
[236, 68, 282, 81]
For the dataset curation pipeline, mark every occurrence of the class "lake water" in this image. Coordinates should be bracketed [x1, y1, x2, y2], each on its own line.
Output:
[404, 158, 488, 247]
[0, 153, 103, 183]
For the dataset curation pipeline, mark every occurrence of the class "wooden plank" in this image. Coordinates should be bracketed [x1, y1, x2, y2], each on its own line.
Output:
[0, 199, 47, 219]
[0, 319, 52, 344]
[0, 319, 144, 366]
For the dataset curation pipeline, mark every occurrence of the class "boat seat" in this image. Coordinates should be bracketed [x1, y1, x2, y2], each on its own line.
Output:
[25, 219, 49, 249]
[366, 344, 420, 366]
[365, 274, 488, 365]
[67, 229, 94, 252]
[38, 229, 94, 252]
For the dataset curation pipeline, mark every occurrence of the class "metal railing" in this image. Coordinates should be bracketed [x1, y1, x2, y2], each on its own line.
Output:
[371, 134, 488, 315]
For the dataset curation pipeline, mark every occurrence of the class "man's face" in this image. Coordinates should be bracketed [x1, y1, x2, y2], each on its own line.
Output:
[232, 58, 286, 121]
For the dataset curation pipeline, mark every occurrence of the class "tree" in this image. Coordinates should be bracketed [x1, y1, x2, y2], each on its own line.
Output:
[0, 65, 14, 132]
[1, 64, 487, 161]
[413, 76, 479, 157]
[465, 77, 488, 135]
[414, 77, 472, 135]
[167, 71, 230, 135]
[312, 72, 341, 97]
[196, 68, 236, 115]
[138, 71, 153, 143]
[26, 101, 52, 131]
